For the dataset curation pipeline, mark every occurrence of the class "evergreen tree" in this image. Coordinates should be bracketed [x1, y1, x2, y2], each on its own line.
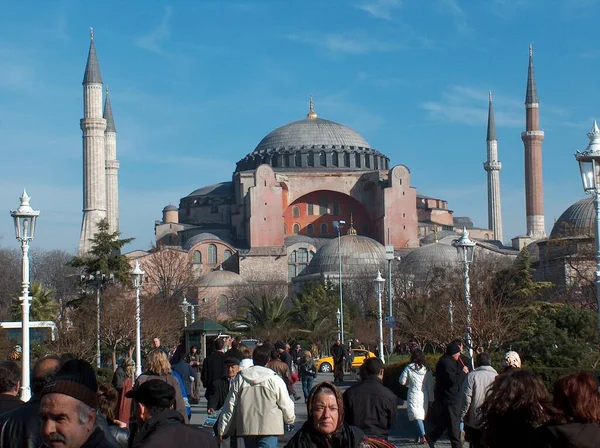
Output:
[69, 218, 134, 283]
[502, 249, 553, 302]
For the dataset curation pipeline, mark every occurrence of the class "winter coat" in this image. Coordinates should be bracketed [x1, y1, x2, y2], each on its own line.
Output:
[331, 344, 346, 363]
[298, 357, 317, 379]
[217, 365, 295, 437]
[538, 422, 600, 448]
[342, 376, 397, 438]
[399, 363, 434, 421]
[201, 351, 226, 393]
[134, 372, 188, 423]
[111, 366, 127, 391]
[284, 421, 365, 448]
[132, 410, 217, 448]
[460, 365, 497, 429]
[171, 359, 197, 396]
[434, 354, 467, 406]
[0, 398, 44, 448]
[0, 394, 23, 415]
[207, 377, 232, 411]
[68, 427, 116, 448]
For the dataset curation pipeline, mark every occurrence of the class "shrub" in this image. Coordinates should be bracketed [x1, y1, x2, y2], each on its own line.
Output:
[529, 366, 600, 391]
[383, 354, 441, 399]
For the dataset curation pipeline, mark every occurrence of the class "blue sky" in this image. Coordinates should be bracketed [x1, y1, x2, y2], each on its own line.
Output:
[1, 0, 599, 252]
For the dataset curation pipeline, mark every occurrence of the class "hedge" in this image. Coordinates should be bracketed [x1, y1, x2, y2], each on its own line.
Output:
[529, 366, 600, 391]
[383, 354, 441, 400]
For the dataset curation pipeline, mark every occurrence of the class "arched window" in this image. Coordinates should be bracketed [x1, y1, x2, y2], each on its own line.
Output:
[355, 153, 361, 168]
[319, 151, 326, 166]
[320, 223, 328, 235]
[295, 151, 302, 167]
[307, 203, 314, 215]
[307, 224, 314, 234]
[224, 250, 232, 261]
[292, 206, 300, 218]
[344, 152, 350, 167]
[332, 152, 339, 167]
[319, 197, 328, 215]
[307, 151, 314, 167]
[192, 251, 202, 264]
[374, 157, 379, 169]
[293, 223, 300, 235]
[272, 154, 279, 167]
[288, 251, 297, 263]
[283, 153, 290, 167]
[485, 233, 490, 240]
[365, 156, 371, 168]
[208, 244, 217, 264]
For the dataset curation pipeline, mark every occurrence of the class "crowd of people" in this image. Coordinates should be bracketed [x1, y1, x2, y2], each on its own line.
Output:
[0, 334, 598, 447]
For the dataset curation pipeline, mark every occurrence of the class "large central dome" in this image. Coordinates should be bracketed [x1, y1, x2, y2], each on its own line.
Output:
[254, 118, 371, 153]
[235, 101, 389, 172]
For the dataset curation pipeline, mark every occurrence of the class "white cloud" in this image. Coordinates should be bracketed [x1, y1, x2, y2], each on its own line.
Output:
[355, 0, 401, 20]
[439, 0, 471, 35]
[285, 32, 402, 55]
[135, 5, 172, 55]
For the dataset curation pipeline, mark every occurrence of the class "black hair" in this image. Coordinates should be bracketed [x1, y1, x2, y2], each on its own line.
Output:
[253, 345, 270, 366]
[361, 357, 384, 376]
[476, 352, 492, 367]
[0, 362, 20, 394]
[411, 349, 427, 370]
[214, 338, 225, 350]
[270, 350, 280, 361]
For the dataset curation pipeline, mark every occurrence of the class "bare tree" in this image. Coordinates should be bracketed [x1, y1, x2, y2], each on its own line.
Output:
[140, 248, 198, 304]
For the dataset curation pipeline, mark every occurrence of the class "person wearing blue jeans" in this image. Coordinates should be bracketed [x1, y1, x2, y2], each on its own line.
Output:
[298, 350, 318, 401]
[243, 436, 278, 448]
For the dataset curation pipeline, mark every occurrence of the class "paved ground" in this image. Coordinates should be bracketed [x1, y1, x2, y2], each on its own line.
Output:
[190, 372, 452, 447]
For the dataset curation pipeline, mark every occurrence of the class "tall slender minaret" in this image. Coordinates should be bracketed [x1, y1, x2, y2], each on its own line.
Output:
[104, 86, 119, 234]
[484, 91, 503, 242]
[521, 43, 546, 238]
[78, 28, 107, 255]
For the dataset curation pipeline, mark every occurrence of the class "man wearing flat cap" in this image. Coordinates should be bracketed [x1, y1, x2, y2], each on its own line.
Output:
[126, 379, 216, 447]
[207, 357, 241, 447]
[40, 359, 114, 448]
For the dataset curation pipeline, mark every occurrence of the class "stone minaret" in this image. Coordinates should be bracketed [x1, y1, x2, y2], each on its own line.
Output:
[104, 86, 119, 234]
[484, 91, 503, 242]
[78, 29, 107, 255]
[521, 43, 546, 238]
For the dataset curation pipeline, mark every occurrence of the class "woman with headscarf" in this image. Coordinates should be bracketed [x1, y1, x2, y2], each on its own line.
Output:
[502, 351, 521, 371]
[285, 382, 365, 448]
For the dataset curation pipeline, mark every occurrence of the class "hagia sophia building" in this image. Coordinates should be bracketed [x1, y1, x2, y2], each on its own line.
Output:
[77, 32, 597, 313]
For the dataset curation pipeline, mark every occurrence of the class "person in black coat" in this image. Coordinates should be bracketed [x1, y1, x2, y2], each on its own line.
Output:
[226, 337, 244, 362]
[171, 353, 197, 397]
[201, 338, 227, 398]
[111, 361, 127, 395]
[330, 340, 347, 384]
[207, 357, 240, 414]
[426, 341, 469, 448]
[343, 357, 397, 439]
[0, 362, 23, 415]
[127, 380, 217, 448]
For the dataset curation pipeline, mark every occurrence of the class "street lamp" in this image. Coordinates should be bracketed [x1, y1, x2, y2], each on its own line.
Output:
[333, 220, 346, 344]
[130, 260, 144, 378]
[336, 308, 341, 340]
[81, 271, 113, 368]
[575, 121, 600, 333]
[453, 227, 475, 364]
[449, 300, 455, 330]
[374, 270, 386, 363]
[181, 298, 190, 327]
[10, 189, 39, 402]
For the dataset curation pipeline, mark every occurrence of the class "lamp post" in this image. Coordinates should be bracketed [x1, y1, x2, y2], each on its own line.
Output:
[10, 190, 39, 402]
[130, 261, 144, 378]
[449, 300, 455, 330]
[575, 121, 600, 333]
[333, 220, 346, 344]
[81, 271, 113, 368]
[374, 270, 386, 363]
[336, 308, 341, 340]
[181, 298, 190, 327]
[453, 227, 475, 364]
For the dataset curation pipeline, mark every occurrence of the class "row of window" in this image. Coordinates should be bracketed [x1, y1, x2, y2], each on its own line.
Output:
[288, 248, 315, 279]
[285, 223, 329, 235]
[191, 244, 233, 265]
[242, 151, 388, 170]
[292, 201, 341, 218]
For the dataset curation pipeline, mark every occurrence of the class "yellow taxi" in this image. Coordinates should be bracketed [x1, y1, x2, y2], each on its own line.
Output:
[316, 348, 377, 372]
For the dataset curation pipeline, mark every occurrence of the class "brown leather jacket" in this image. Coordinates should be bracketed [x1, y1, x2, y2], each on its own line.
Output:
[266, 360, 291, 381]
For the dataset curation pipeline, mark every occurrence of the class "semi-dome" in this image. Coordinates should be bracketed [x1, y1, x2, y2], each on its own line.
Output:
[198, 269, 246, 288]
[400, 241, 457, 274]
[183, 233, 221, 250]
[302, 235, 386, 276]
[187, 182, 233, 198]
[235, 103, 389, 172]
[550, 197, 594, 239]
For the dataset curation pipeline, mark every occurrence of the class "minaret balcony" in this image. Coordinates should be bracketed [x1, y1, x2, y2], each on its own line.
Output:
[484, 161, 502, 171]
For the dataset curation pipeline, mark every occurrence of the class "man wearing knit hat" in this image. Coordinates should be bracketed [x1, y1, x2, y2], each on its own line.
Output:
[40, 359, 114, 448]
[425, 342, 469, 448]
[126, 379, 216, 447]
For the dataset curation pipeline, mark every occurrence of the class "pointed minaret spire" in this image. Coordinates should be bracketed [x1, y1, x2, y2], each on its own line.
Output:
[103, 86, 116, 132]
[307, 94, 318, 119]
[83, 28, 102, 84]
[484, 90, 503, 242]
[525, 43, 538, 105]
[521, 43, 545, 239]
[486, 91, 496, 142]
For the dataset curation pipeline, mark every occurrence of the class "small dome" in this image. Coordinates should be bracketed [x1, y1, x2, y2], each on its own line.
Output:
[400, 242, 457, 274]
[550, 197, 594, 239]
[163, 204, 178, 212]
[303, 235, 386, 276]
[198, 270, 246, 288]
[183, 233, 221, 251]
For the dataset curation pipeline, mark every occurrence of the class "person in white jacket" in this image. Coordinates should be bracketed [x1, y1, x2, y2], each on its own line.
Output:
[399, 349, 434, 444]
[217, 345, 295, 448]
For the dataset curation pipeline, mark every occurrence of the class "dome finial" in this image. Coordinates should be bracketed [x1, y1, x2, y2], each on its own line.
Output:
[90, 27, 94, 40]
[347, 213, 357, 235]
[307, 94, 317, 119]
[433, 225, 439, 243]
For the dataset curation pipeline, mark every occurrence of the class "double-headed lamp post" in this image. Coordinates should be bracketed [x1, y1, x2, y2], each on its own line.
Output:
[130, 261, 144, 378]
[374, 270, 385, 363]
[575, 120, 600, 333]
[181, 298, 190, 327]
[336, 308, 341, 340]
[452, 227, 475, 364]
[10, 190, 39, 402]
[333, 220, 346, 344]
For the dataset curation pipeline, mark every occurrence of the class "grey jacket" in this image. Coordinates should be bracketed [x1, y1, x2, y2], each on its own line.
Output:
[460, 365, 497, 428]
